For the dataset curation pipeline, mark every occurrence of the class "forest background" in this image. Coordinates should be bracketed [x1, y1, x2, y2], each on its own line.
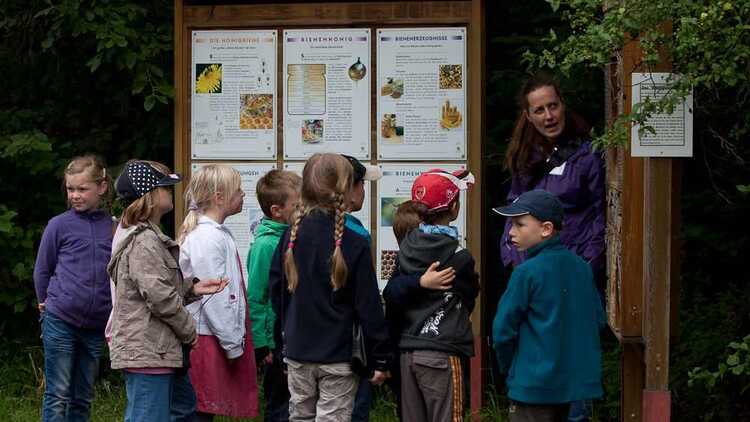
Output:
[0, 0, 748, 420]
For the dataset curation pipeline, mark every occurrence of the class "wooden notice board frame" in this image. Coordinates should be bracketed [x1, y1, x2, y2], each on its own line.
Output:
[174, 0, 486, 418]
[605, 27, 682, 421]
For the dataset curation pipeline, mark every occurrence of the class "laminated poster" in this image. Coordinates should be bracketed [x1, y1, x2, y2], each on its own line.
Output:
[283, 29, 371, 159]
[630, 72, 693, 157]
[191, 30, 277, 159]
[377, 28, 467, 160]
[283, 162, 371, 233]
[376, 163, 467, 290]
[191, 162, 276, 280]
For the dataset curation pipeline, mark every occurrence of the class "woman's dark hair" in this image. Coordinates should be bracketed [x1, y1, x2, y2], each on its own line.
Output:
[504, 72, 591, 176]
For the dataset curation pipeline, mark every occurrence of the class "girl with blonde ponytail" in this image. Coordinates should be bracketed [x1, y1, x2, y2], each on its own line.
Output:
[269, 153, 392, 422]
[178, 164, 259, 420]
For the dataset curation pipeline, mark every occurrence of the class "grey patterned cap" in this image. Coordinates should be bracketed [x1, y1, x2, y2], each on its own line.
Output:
[115, 161, 181, 202]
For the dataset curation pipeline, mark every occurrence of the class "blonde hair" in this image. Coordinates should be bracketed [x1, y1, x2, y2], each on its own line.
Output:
[120, 160, 171, 228]
[177, 164, 241, 244]
[64, 154, 113, 210]
[256, 169, 302, 218]
[285, 153, 353, 292]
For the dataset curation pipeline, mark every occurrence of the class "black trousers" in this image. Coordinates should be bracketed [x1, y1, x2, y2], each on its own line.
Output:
[508, 401, 571, 422]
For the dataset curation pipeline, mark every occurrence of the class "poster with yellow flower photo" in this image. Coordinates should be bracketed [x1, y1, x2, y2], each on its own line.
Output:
[195, 63, 222, 94]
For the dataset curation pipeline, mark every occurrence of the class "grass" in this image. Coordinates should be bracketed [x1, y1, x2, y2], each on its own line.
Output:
[0, 345, 413, 421]
[1, 341, 629, 421]
[0, 379, 411, 421]
[0, 343, 518, 421]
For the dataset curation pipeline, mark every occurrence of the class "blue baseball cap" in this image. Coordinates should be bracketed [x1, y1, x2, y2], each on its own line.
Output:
[492, 189, 564, 228]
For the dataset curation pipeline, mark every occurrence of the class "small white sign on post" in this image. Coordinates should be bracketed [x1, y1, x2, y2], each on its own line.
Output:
[630, 72, 693, 157]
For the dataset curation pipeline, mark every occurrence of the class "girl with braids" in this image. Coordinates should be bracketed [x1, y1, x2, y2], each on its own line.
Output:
[178, 164, 258, 421]
[269, 153, 392, 422]
[34, 154, 114, 421]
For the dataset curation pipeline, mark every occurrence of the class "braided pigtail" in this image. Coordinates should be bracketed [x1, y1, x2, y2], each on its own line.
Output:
[330, 193, 349, 290]
[284, 205, 306, 292]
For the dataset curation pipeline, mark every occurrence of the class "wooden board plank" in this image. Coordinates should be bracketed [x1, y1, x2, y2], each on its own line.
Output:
[184, 2, 472, 27]
[619, 37, 645, 338]
[174, 0, 187, 225]
[643, 158, 672, 390]
[622, 343, 645, 422]
[467, 0, 485, 418]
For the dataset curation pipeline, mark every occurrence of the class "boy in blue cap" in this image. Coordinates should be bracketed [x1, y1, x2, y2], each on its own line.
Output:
[492, 189, 604, 422]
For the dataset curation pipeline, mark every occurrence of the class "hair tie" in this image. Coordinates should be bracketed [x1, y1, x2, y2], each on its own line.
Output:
[335, 239, 342, 247]
[287, 241, 294, 250]
[188, 201, 199, 211]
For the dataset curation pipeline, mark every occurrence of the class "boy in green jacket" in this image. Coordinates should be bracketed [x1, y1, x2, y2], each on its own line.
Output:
[246, 169, 301, 422]
[492, 190, 604, 422]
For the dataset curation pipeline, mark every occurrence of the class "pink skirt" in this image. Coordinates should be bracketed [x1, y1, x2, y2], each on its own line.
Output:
[189, 334, 259, 417]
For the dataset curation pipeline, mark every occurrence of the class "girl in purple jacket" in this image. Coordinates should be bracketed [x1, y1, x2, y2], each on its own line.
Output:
[497, 74, 606, 422]
[33, 155, 114, 421]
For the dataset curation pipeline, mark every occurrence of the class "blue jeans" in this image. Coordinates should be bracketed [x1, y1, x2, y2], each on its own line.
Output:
[124, 372, 196, 422]
[351, 376, 372, 422]
[41, 312, 104, 422]
[568, 399, 592, 421]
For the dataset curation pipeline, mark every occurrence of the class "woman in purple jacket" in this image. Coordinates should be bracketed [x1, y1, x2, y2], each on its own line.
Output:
[497, 74, 605, 422]
[499, 73, 605, 279]
[33, 155, 114, 422]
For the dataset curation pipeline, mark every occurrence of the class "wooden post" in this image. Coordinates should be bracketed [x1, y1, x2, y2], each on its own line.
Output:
[468, 0, 486, 419]
[642, 157, 675, 421]
[608, 22, 680, 422]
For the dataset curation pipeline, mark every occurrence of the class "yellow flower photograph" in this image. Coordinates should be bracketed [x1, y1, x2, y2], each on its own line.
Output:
[195, 63, 222, 94]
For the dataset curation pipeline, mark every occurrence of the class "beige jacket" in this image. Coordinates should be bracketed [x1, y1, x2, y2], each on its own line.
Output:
[107, 222, 199, 369]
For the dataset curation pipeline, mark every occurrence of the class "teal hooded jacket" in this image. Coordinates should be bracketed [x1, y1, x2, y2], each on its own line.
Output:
[492, 235, 605, 404]
[247, 217, 288, 350]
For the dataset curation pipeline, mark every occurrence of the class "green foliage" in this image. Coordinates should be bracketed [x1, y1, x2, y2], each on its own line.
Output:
[37, 0, 174, 110]
[689, 334, 750, 392]
[0, 0, 175, 326]
[525, 0, 750, 148]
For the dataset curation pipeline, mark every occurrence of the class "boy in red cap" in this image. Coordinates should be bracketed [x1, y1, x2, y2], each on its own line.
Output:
[383, 169, 479, 422]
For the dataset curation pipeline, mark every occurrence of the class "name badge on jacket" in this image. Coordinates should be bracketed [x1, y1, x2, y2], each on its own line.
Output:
[549, 162, 566, 176]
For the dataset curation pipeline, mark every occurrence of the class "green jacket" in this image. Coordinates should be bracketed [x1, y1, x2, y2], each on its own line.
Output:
[246, 217, 287, 350]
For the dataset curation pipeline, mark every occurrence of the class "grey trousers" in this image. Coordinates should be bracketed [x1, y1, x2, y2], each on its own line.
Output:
[400, 350, 464, 422]
[285, 358, 359, 422]
[508, 401, 571, 422]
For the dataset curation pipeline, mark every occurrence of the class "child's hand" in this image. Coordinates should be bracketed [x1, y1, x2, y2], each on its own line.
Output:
[38, 302, 45, 313]
[369, 370, 389, 386]
[419, 261, 455, 290]
[193, 277, 229, 295]
[264, 352, 274, 366]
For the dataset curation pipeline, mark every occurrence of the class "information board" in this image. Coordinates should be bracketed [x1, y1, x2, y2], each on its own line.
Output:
[191, 162, 277, 279]
[191, 30, 277, 159]
[376, 162, 467, 290]
[631, 72, 693, 157]
[283, 29, 371, 159]
[283, 161, 371, 232]
[377, 28, 467, 160]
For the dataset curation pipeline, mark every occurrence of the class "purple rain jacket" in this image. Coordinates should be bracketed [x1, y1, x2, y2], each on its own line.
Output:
[33, 209, 113, 330]
[500, 139, 606, 275]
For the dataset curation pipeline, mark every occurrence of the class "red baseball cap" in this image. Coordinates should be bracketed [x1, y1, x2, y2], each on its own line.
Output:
[411, 169, 475, 212]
